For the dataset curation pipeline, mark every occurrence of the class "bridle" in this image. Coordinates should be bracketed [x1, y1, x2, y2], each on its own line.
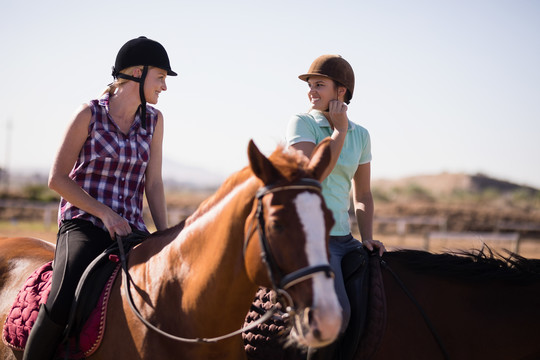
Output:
[249, 178, 334, 312]
[117, 177, 334, 344]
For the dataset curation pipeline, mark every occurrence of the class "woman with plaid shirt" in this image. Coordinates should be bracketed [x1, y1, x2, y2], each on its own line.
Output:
[23, 37, 177, 360]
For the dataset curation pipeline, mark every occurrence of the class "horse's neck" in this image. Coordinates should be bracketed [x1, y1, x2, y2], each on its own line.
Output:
[382, 255, 540, 359]
[140, 176, 260, 311]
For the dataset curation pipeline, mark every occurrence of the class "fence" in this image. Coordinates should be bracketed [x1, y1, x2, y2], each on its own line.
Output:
[496, 221, 540, 233]
[425, 231, 521, 253]
[0, 200, 192, 230]
[368, 215, 534, 254]
[1, 201, 535, 255]
[0, 200, 58, 228]
[375, 215, 448, 234]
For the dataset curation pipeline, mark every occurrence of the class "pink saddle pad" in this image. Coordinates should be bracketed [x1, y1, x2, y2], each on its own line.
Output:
[2, 261, 120, 358]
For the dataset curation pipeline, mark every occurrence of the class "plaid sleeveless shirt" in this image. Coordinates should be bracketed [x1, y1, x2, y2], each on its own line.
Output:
[58, 93, 158, 232]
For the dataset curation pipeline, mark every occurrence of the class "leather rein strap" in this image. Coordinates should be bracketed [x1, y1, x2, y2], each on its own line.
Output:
[117, 235, 277, 344]
[381, 259, 451, 360]
[117, 177, 333, 344]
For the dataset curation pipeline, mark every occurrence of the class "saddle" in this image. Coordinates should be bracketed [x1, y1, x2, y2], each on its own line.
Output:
[243, 248, 387, 360]
[342, 249, 387, 360]
[2, 233, 145, 358]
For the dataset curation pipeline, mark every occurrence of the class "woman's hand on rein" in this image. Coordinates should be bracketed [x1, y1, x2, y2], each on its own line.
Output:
[362, 239, 386, 257]
[102, 210, 132, 240]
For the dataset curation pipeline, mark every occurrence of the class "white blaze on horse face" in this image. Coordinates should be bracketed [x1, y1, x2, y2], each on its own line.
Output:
[294, 192, 342, 340]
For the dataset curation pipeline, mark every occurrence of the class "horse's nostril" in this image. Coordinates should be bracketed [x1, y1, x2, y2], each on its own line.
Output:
[307, 308, 314, 324]
[312, 328, 322, 340]
[306, 308, 323, 340]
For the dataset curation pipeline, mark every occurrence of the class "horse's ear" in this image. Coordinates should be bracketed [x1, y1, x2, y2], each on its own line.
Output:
[248, 140, 281, 184]
[307, 137, 332, 182]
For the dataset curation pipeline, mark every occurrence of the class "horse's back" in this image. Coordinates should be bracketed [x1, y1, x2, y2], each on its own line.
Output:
[0, 236, 54, 282]
[0, 237, 55, 259]
[0, 236, 54, 292]
[0, 237, 55, 359]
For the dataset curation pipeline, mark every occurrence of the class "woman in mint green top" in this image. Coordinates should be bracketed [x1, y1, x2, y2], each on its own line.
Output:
[287, 110, 372, 236]
[286, 55, 385, 360]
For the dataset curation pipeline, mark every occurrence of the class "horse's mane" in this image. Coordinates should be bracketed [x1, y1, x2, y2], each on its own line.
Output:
[186, 145, 309, 226]
[388, 246, 540, 284]
[151, 219, 185, 239]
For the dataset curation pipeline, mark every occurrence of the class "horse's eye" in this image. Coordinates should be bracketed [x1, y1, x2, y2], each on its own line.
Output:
[269, 221, 284, 233]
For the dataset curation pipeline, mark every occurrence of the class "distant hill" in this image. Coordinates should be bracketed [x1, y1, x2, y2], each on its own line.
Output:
[3, 164, 538, 196]
[162, 157, 225, 189]
[2, 158, 227, 192]
[373, 172, 539, 196]
[370, 173, 540, 236]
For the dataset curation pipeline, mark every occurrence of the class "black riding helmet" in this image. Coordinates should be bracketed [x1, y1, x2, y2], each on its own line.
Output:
[111, 36, 177, 129]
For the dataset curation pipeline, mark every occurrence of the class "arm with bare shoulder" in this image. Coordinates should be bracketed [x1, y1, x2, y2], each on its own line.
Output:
[48, 104, 132, 238]
[145, 110, 168, 231]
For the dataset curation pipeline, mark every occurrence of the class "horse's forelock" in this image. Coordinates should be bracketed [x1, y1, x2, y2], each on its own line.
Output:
[268, 144, 311, 182]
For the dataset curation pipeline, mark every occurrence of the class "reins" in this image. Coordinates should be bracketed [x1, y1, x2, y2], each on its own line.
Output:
[117, 235, 277, 344]
[380, 259, 451, 360]
[116, 177, 333, 344]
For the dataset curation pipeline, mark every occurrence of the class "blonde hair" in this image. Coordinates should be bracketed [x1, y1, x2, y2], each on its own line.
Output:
[100, 65, 143, 96]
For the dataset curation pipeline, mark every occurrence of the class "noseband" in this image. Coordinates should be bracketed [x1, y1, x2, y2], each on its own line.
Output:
[250, 178, 334, 311]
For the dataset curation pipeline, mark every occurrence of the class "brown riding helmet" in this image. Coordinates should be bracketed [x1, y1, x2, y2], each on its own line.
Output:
[298, 55, 355, 104]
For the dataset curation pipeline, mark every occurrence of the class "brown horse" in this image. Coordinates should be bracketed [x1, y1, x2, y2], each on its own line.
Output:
[245, 247, 540, 360]
[370, 248, 540, 360]
[0, 139, 342, 360]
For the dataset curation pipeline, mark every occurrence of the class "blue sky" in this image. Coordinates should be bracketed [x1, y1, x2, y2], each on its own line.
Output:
[1, 0, 539, 188]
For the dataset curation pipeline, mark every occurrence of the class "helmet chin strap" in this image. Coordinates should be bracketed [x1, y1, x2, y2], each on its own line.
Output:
[138, 65, 148, 130]
[115, 65, 149, 130]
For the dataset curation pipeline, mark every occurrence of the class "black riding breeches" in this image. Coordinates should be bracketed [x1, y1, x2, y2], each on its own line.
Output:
[45, 219, 112, 325]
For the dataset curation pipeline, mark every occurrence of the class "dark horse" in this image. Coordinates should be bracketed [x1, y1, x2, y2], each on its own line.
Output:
[245, 247, 540, 360]
[0, 139, 342, 360]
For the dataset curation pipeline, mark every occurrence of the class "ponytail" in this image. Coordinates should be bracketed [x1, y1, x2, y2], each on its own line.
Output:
[100, 65, 143, 97]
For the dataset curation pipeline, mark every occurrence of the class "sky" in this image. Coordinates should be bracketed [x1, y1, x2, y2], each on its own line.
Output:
[1, 0, 539, 188]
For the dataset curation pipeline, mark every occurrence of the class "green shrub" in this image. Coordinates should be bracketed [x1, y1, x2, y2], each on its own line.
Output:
[22, 184, 58, 202]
